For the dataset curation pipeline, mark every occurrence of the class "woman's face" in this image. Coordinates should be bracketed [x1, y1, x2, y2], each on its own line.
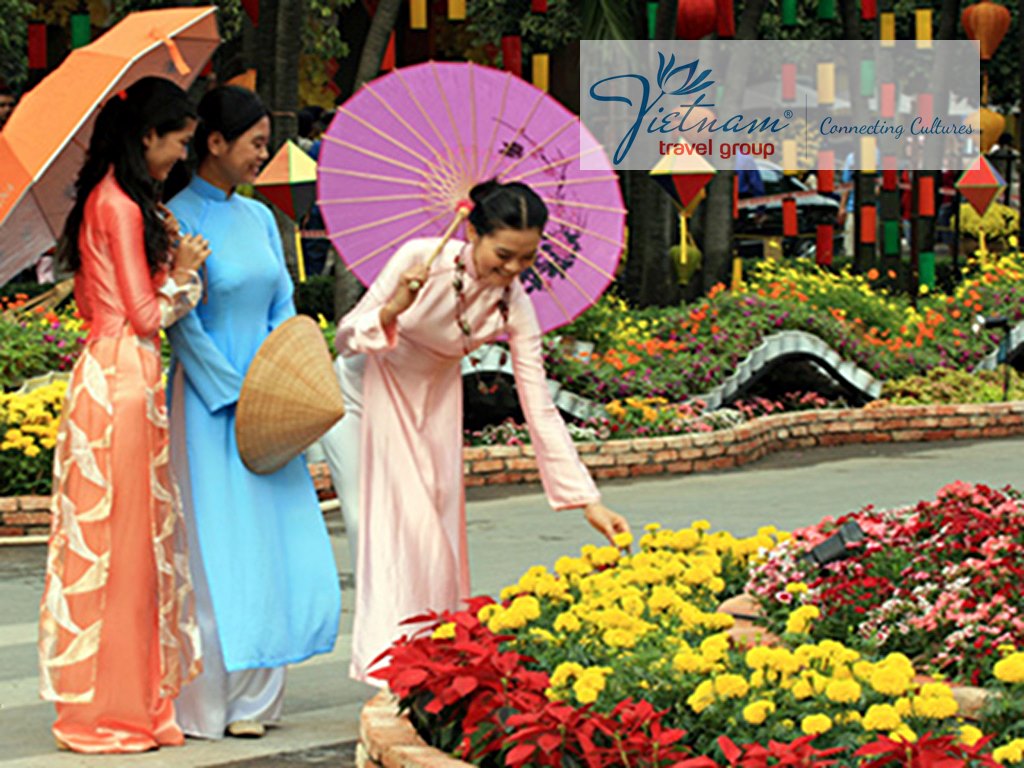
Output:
[143, 119, 197, 182]
[210, 115, 271, 187]
[470, 224, 541, 289]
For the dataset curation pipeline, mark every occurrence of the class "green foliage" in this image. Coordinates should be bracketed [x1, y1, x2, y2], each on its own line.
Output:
[464, 0, 582, 59]
[109, 0, 244, 43]
[305, 0, 352, 61]
[881, 365, 1024, 404]
[0, 0, 32, 89]
[959, 201, 1020, 242]
[0, 305, 86, 391]
[293, 275, 335, 322]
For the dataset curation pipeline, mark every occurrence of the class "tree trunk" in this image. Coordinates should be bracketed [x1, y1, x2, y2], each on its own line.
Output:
[256, 0, 279, 109]
[700, 0, 767, 294]
[353, 0, 402, 91]
[620, 0, 679, 308]
[271, 0, 305, 150]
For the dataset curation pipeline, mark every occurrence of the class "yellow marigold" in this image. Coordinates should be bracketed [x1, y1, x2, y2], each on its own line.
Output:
[889, 725, 918, 744]
[862, 704, 902, 732]
[553, 612, 581, 633]
[602, 628, 638, 648]
[700, 633, 730, 663]
[994, 653, 1024, 685]
[911, 694, 959, 719]
[477, 603, 501, 623]
[431, 622, 456, 640]
[687, 680, 715, 713]
[672, 650, 710, 675]
[743, 700, 776, 725]
[588, 546, 620, 568]
[959, 725, 984, 747]
[785, 605, 820, 635]
[554, 556, 591, 579]
[745, 646, 773, 670]
[994, 739, 1024, 765]
[825, 678, 862, 704]
[549, 661, 584, 688]
[613, 531, 633, 549]
[801, 714, 832, 736]
[791, 678, 814, 700]
[869, 665, 912, 696]
[785, 582, 809, 595]
[712, 674, 750, 699]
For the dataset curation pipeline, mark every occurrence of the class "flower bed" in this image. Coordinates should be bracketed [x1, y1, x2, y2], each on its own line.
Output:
[747, 482, 1024, 687]
[369, 488, 1024, 766]
[0, 297, 86, 391]
[546, 249, 1024, 404]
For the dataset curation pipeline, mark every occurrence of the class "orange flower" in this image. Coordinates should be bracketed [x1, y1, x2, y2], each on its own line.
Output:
[887, 270, 897, 279]
[867, 268, 880, 280]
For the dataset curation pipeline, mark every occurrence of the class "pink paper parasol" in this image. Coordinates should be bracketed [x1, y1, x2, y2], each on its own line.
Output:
[317, 62, 626, 334]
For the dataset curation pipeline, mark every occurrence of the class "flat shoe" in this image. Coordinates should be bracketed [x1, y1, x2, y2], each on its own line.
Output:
[226, 720, 265, 738]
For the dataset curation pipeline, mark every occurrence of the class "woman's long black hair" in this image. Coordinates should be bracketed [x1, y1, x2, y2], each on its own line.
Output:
[57, 76, 196, 275]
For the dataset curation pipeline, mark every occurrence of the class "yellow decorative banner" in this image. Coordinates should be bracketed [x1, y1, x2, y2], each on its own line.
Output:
[915, 9, 932, 48]
[880, 12, 895, 46]
[783, 139, 798, 171]
[860, 137, 877, 172]
[816, 62, 835, 105]
[410, 0, 427, 29]
[532, 53, 550, 92]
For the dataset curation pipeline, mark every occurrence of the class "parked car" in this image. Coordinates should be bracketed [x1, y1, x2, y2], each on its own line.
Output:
[735, 160, 842, 258]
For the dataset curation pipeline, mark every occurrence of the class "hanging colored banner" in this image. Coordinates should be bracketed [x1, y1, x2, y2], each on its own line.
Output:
[28, 22, 47, 69]
[918, 175, 936, 216]
[862, 0, 877, 20]
[860, 205, 877, 243]
[502, 35, 522, 77]
[70, 13, 91, 49]
[781, 63, 797, 102]
[816, 224, 834, 266]
[782, 197, 798, 236]
[532, 53, 550, 92]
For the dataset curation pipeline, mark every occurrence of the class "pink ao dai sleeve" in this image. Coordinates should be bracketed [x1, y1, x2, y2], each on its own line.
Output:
[507, 287, 601, 511]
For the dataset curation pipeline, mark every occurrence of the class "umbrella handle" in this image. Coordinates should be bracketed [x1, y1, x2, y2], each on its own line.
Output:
[424, 205, 471, 269]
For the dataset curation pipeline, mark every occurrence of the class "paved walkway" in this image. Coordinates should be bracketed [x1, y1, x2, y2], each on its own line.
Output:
[1, 437, 1022, 766]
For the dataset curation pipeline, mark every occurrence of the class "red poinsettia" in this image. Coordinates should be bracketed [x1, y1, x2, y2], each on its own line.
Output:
[855, 732, 1000, 767]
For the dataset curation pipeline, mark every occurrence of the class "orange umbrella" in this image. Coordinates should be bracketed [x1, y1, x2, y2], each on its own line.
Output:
[0, 6, 219, 285]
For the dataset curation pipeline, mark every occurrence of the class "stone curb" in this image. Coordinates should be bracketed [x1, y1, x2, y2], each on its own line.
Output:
[6, 402, 1024, 538]
[357, 691, 472, 768]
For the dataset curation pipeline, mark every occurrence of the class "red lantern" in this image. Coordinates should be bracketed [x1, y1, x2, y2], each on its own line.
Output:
[715, 0, 735, 37]
[676, 0, 717, 40]
[962, 0, 1012, 60]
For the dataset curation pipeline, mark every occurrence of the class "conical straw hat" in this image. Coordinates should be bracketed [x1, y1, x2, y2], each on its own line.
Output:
[236, 315, 345, 475]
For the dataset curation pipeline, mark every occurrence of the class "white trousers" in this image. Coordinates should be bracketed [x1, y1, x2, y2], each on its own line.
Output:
[319, 354, 364, 574]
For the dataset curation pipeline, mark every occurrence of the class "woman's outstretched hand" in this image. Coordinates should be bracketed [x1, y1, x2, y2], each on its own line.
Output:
[583, 502, 631, 545]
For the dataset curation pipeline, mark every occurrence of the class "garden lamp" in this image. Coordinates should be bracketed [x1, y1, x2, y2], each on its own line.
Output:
[971, 315, 1012, 401]
[802, 520, 865, 568]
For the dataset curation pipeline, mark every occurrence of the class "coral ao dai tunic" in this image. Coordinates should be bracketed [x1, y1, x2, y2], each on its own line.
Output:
[38, 171, 203, 752]
[337, 237, 600, 682]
